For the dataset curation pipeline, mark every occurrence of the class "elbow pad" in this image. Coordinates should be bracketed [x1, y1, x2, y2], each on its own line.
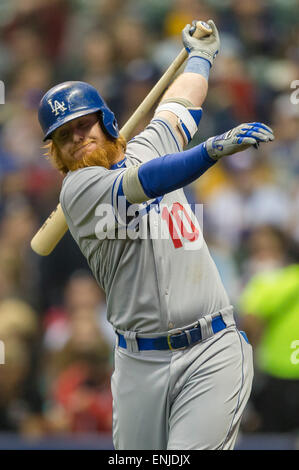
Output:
[155, 98, 203, 145]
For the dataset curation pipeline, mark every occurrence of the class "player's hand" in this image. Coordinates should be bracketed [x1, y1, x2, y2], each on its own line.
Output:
[204, 122, 275, 161]
[182, 19, 220, 67]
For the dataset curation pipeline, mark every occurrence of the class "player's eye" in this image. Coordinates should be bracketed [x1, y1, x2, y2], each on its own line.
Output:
[59, 130, 69, 140]
[79, 120, 90, 128]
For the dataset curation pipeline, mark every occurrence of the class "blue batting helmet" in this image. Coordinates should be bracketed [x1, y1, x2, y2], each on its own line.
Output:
[38, 81, 119, 141]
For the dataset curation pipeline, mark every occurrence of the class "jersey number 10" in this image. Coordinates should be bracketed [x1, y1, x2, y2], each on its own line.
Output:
[161, 202, 202, 250]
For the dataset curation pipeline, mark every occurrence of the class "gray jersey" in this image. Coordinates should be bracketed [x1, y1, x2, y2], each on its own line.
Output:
[60, 118, 230, 334]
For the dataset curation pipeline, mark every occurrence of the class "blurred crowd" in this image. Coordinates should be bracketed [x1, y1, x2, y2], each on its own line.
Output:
[0, 0, 298, 442]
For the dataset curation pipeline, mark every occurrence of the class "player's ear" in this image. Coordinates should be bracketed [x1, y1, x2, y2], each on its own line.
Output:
[97, 111, 107, 134]
[96, 111, 119, 141]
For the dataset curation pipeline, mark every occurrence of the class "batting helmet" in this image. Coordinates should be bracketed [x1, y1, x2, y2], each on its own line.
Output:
[38, 81, 119, 141]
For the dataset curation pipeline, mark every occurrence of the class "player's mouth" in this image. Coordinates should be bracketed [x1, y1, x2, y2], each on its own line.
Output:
[73, 141, 96, 158]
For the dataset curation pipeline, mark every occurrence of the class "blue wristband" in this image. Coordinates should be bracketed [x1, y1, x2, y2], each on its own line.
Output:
[184, 56, 211, 81]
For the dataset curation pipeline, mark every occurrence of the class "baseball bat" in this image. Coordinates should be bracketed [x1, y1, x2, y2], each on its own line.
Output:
[31, 21, 212, 256]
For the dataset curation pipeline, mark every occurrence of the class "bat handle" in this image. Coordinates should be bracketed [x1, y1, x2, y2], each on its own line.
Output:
[120, 20, 213, 140]
[190, 20, 213, 39]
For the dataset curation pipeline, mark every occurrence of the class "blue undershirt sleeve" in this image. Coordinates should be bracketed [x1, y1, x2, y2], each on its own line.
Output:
[137, 142, 215, 199]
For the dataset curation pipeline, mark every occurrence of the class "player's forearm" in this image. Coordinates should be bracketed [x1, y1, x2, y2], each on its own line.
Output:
[155, 69, 208, 147]
[161, 72, 208, 109]
[155, 57, 210, 147]
[164, 19, 217, 107]
[155, 21, 219, 147]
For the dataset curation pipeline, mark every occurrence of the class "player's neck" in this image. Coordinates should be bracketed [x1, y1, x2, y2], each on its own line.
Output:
[109, 152, 125, 166]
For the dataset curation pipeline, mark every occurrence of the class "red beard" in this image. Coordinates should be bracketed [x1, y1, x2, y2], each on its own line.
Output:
[67, 136, 126, 171]
[49, 135, 126, 174]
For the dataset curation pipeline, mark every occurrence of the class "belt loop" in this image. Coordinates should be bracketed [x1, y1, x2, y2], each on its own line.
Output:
[185, 329, 192, 346]
[220, 307, 235, 328]
[124, 331, 139, 353]
[198, 314, 213, 340]
[114, 328, 119, 347]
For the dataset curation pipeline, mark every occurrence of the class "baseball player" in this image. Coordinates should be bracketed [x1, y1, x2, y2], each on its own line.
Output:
[38, 20, 274, 449]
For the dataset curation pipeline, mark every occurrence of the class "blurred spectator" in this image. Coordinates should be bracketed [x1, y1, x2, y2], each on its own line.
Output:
[150, 0, 215, 73]
[0, 338, 33, 431]
[202, 149, 291, 250]
[3, 26, 46, 70]
[1, 59, 52, 168]
[62, 29, 116, 88]
[2, 0, 70, 62]
[0, 250, 21, 300]
[163, 0, 215, 38]
[0, 298, 43, 434]
[0, 196, 39, 306]
[42, 273, 113, 434]
[270, 91, 299, 188]
[80, 31, 118, 99]
[113, 17, 151, 68]
[239, 224, 296, 283]
[210, 55, 258, 123]
[46, 352, 113, 434]
[238, 259, 299, 433]
[43, 269, 114, 352]
[117, 59, 160, 129]
[0, 298, 38, 343]
[289, 184, 299, 243]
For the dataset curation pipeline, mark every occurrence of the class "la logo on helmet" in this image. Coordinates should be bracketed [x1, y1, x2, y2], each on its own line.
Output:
[48, 99, 67, 116]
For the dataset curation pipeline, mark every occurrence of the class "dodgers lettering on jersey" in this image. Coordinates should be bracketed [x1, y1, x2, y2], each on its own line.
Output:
[60, 118, 230, 334]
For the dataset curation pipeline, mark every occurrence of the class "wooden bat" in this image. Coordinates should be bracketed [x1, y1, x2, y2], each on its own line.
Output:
[31, 21, 212, 256]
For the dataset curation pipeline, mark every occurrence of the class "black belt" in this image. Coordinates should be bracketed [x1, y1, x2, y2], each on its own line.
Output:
[117, 315, 226, 351]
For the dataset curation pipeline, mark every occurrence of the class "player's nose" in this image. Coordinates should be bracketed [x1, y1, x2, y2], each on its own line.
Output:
[72, 126, 85, 143]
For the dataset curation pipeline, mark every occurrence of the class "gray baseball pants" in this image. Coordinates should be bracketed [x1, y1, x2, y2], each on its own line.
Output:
[111, 312, 253, 450]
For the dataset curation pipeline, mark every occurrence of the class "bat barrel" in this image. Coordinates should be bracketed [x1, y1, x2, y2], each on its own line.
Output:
[31, 205, 68, 256]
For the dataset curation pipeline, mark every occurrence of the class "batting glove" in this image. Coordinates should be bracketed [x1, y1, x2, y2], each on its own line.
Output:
[182, 19, 220, 67]
[204, 122, 275, 161]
